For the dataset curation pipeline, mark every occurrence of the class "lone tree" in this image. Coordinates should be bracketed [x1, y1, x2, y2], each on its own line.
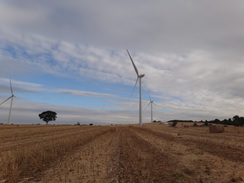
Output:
[39, 111, 57, 124]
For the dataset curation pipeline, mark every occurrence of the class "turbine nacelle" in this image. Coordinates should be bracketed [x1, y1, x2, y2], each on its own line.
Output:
[138, 74, 145, 78]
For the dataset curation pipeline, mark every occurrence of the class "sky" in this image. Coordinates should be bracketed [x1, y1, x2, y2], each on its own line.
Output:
[1, 0, 244, 125]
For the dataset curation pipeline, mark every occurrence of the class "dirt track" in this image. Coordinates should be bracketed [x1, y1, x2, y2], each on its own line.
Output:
[28, 124, 244, 183]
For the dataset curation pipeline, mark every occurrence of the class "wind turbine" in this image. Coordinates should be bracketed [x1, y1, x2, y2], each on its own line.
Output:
[127, 50, 145, 127]
[145, 93, 155, 123]
[0, 80, 15, 124]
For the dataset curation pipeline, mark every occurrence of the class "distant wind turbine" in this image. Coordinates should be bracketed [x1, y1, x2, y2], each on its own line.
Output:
[145, 93, 155, 123]
[127, 50, 145, 127]
[0, 80, 15, 124]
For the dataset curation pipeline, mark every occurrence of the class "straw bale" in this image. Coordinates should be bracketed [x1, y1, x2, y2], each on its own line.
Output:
[209, 125, 224, 133]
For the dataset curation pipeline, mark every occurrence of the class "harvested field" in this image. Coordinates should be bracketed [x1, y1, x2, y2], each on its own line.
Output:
[0, 123, 243, 183]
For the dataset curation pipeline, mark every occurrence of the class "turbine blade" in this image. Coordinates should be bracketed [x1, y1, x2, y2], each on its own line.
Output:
[8, 97, 13, 124]
[10, 80, 14, 95]
[127, 50, 139, 76]
[129, 78, 139, 99]
[148, 92, 152, 102]
[0, 96, 12, 105]
[144, 102, 151, 110]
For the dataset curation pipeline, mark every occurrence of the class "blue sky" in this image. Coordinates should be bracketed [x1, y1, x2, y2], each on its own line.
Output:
[1, 0, 244, 125]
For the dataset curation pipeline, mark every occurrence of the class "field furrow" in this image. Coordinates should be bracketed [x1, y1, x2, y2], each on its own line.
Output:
[137, 127, 244, 162]
[133, 126, 244, 183]
[0, 128, 101, 152]
[0, 126, 113, 183]
[35, 128, 118, 183]
[0, 124, 243, 183]
[116, 127, 192, 183]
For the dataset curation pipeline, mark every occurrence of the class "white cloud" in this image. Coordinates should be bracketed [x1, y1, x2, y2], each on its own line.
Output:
[56, 89, 119, 98]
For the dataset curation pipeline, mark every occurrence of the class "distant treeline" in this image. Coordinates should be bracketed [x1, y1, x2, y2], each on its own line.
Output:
[204, 115, 244, 126]
[168, 120, 193, 123]
[168, 115, 244, 126]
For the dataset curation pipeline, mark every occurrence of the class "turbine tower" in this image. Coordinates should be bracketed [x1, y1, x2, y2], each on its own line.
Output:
[127, 50, 145, 127]
[0, 80, 15, 124]
[145, 93, 155, 123]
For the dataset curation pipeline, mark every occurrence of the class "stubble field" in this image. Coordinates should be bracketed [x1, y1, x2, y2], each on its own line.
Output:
[0, 123, 243, 183]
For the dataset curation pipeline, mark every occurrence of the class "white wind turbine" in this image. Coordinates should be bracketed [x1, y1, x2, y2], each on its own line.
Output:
[0, 80, 15, 124]
[127, 50, 145, 127]
[145, 93, 155, 123]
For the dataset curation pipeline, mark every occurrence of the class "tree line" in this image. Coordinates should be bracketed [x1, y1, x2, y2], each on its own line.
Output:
[168, 115, 244, 127]
[204, 115, 244, 126]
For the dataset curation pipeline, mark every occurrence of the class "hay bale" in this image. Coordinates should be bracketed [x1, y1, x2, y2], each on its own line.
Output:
[209, 125, 224, 133]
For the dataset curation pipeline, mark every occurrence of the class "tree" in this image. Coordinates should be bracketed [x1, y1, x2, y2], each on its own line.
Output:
[214, 119, 220, 124]
[39, 111, 57, 124]
[233, 115, 240, 121]
[233, 115, 241, 126]
[172, 121, 177, 127]
[240, 117, 244, 126]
